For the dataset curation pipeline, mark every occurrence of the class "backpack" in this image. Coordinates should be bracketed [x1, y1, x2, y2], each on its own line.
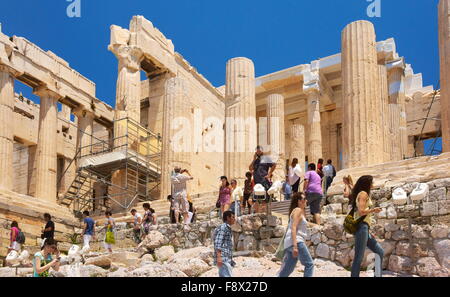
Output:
[16, 230, 26, 244]
[343, 207, 367, 235]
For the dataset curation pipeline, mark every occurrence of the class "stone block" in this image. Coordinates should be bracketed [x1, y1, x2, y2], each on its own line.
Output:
[315, 243, 330, 259]
[258, 238, 282, 253]
[438, 201, 450, 215]
[392, 230, 408, 241]
[384, 223, 400, 232]
[259, 226, 273, 240]
[415, 257, 449, 277]
[434, 239, 450, 270]
[395, 241, 410, 257]
[429, 188, 447, 202]
[431, 225, 450, 239]
[421, 202, 439, 217]
[388, 255, 413, 273]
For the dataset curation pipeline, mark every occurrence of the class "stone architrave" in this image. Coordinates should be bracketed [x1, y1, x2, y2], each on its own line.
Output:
[224, 57, 256, 184]
[341, 20, 384, 168]
[439, 0, 450, 152]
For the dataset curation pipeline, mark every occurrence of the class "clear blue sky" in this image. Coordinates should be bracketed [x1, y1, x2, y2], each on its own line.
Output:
[0, 0, 442, 154]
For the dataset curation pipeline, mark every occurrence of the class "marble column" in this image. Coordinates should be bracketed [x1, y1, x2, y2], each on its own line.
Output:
[0, 66, 15, 190]
[439, 0, 450, 152]
[378, 65, 391, 163]
[387, 59, 408, 160]
[224, 57, 256, 184]
[74, 109, 95, 157]
[160, 77, 192, 200]
[304, 86, 323, 165]
[290, 123, 305, 170]
[266, 94, 285, 182]
[110, 45, 144, 124]
[341, 20, 384, 168]
[34, 86, 60, 202]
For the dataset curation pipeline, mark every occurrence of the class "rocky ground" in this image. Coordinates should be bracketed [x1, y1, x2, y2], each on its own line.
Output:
[0, 245, 415, 277]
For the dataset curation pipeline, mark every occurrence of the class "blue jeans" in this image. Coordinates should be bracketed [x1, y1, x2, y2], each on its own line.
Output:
[218, 262, 233, 277]
[278, 242, 314, 277]
[351, 223, 384, 277]
[284, 194, 292, 201]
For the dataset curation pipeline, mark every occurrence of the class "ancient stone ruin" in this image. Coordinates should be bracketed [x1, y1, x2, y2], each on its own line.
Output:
[0, 2, 450, 277]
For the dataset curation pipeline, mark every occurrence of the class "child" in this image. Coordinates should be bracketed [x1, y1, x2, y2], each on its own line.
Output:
[243, 172, 254, 215]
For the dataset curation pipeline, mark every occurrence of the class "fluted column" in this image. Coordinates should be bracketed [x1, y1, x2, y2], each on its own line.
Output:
[0, 66, 15, 190]
[387, 59, 408, 160]
[74, 109, 95, 157]
[266, 94, 285, 182]
[341, 20, 384, 168]
[379, 65, 391, 162]
[439, 0, 450, 152]
[160, 77, 192, 200]
[290, 123, 305, 169]
[34, 87, 60, 202]
[110, 45, 144, 124]
[224, 57, 256, 183]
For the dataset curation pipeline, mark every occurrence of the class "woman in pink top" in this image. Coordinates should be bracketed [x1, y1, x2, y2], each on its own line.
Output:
[303, 163, 324, 225]
[9, 221, 21, 253]
[218, 176, 232, 215]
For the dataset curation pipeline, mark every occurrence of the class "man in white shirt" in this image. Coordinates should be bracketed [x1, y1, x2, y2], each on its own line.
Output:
[323, 159, 336, 193]
[288, 158, 302, 193]
[130, 209, 142, 243]
[171, 167, 194, 224]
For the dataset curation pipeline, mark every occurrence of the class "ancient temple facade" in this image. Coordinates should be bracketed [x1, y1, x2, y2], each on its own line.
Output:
[0, 7, 448, 257]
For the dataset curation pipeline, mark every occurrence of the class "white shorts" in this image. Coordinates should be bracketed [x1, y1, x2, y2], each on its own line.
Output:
[83, 235, 92, 248]
[10, 241, 21, 251]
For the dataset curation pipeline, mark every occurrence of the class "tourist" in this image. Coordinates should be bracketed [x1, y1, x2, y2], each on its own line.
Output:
[278, 192, 314, 277]
[323, 159, 337, 194]
[288, 158, 301, 193]
[217, 176, 232, 216]
[317, 158, 324, 179]
[142, 203, 156, 239]
[33, 238, 60, 277]
[103, 211, 115, 253]
[8, 221, 22, 253]
[249, 145, 276, 213]
[343, 175, 354, 199]
[131, 209, 142, 244]
[81, 211, 95, 251]
[171, 167, 193, 224]
[230, 179, 242, 217]
[214, 210, 236, 277]
[243, 171, 254, 215]
[303, 163, 323, 225]
[350, 175, 384, 277]
[282, 175, 293, 201]
[188, 195, 197, 224]
[41, 213, 55, 246]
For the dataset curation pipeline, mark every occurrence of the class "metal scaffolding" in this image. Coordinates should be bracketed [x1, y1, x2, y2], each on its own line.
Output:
[57, 117, 162, 217]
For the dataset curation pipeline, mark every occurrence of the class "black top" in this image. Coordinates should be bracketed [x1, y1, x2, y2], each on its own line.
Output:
[43, 221, 55, 239]
[252, 155, 274, 184]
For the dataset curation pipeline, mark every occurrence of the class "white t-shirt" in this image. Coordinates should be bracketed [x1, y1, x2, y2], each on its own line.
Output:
[133, 213, 142, 226]
[323, 164, 334, 178]
[288, 166, 301, 185]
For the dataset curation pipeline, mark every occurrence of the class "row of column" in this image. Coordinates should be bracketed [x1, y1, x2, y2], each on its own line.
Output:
[0, 65, 96, 203]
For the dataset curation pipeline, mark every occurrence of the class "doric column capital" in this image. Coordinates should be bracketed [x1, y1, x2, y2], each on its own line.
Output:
[302, 64, 321, 96]
[72, 107, 96, 119]
[109, 44, 144, 72]
[33, 85, 62, 100]
[386, 57, 406, 73]
[0, 64, 19, 77]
